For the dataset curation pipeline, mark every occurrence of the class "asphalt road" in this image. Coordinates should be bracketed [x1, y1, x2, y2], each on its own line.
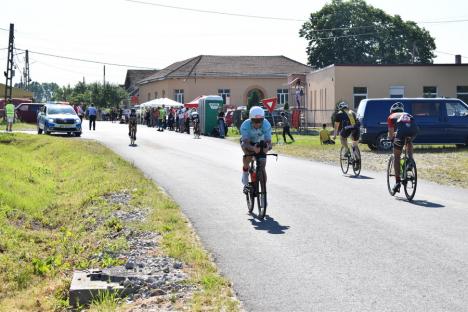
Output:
[83, 122, 467, 312]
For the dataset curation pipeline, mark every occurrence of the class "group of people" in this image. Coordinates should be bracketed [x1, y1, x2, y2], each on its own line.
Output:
[143, 106, 195, 133]
[239, 100, 419, 195]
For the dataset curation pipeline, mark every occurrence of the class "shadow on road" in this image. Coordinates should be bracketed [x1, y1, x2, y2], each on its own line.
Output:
[345, 175, 374, 180]
[397, 198, 445, 208]
[248, 215, 290, 234]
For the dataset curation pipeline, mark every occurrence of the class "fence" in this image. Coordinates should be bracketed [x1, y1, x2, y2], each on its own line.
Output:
[290, 108, 336, 133]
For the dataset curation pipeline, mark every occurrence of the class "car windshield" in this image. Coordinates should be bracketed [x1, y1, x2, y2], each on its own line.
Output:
[48, 106, 76, 115]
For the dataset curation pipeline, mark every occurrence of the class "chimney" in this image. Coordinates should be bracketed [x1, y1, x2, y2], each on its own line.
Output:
[455, 54, 462, 64]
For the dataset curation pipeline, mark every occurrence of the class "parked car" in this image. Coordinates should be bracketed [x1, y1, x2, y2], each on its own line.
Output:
[357, 98, 468, 150]
[15, 103, 44, 123]
[37, 103, 82, 136]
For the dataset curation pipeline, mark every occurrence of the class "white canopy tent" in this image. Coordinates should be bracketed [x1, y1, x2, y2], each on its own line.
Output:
[140, 98, 184, 108]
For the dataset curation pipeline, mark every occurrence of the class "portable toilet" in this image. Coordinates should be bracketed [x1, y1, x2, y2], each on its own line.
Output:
[198, 95, 224, 135]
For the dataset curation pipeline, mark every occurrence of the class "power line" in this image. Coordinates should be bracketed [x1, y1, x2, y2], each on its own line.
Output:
[124, 0, 305, 21]
[436, 50, 468, 59]
[15, 48, 156, 69]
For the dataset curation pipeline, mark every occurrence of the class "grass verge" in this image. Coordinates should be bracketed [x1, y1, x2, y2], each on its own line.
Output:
[0, 133, 238, 311]
[227, 127, 468, 188]
[0, 120, 37, 131]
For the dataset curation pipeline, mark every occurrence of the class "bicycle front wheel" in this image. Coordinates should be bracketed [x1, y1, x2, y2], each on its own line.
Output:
[340, 147, 350, 174]
[256, 169, 267, 220]
[245, 184, 254, 213]
[403, 158, 417, 201]
[387, 155, 396, 196]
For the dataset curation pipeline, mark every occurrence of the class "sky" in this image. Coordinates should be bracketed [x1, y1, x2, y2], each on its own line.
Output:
[1, 0, 468, 87]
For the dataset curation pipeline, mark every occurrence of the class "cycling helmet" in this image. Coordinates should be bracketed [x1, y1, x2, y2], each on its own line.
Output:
[337, 101, 348, 110]
[249, 106, 265, 119]
[390, 102, 404, 113]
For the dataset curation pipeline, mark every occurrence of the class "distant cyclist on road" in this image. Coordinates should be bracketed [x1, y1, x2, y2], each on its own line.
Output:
[128, 108, 138, 140]
[240, 106, 272, 185]
[387, 102, 419, 193]
[333, 101, 360, 158]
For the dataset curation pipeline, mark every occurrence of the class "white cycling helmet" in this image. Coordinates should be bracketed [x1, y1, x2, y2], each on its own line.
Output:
[249, 106, 265, 119]
[390, 102, 404, 113]
[337, 101, 348, 110]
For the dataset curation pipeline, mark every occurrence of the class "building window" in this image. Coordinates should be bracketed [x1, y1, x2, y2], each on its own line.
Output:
[218, 89, 230, 104]
[456, 86, 468, 104]
[423, 86, 437, 98]
[174, 89, 184, 103]
[353, 87, 367, 109]
[155, 91, 158, 99]
[276, 89, 288, 106]
[389, 86, 405, 98]
[147, 93, 150, 101]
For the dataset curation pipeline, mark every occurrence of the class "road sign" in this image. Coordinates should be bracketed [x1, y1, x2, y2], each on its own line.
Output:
[261, 97, 277, 113]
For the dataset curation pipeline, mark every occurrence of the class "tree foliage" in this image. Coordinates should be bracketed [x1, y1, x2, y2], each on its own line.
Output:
[247, 91, 261, 111]
[299, 0, 436, 68]
[16, 81, 128, 108]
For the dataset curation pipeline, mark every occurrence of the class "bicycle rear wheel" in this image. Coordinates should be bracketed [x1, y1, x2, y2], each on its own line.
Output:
[256, 169, 267, 220]
[387, 155, 396, 196]
[340, 147, 350, 174]
[403, 158, 417, 201]
[352, 146, 361, 176]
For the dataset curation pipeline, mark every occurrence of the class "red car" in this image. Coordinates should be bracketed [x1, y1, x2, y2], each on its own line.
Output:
[16, 103, 44, 123]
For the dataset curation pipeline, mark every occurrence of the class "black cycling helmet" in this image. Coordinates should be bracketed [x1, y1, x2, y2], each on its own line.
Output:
[337, 101, 348, 110]
[131, 108, 136, 114]
[390, 102, 404, 113]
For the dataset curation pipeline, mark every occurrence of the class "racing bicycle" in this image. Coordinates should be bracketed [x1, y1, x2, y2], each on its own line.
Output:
[243, 141, 277, 220]
[384, 138, 417, 201]
[340, 144, 361, 176]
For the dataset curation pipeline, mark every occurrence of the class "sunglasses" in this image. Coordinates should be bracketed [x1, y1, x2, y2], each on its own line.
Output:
[251, 118, 263, 124]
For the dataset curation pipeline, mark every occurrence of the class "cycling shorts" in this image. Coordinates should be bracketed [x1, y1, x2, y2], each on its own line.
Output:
[340, 125, 360, 141]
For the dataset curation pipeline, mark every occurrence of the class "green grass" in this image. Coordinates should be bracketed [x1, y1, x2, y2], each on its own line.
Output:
[0, 120, 37, 131]
[0, 133, 238, 311]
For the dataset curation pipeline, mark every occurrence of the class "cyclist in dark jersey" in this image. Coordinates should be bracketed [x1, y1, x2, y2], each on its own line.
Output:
[333, 101, 360, 158]
[128, 108, 138, 140]
[387, 102, 419, 193]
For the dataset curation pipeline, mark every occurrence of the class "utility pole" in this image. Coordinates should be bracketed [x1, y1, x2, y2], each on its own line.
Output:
[3, 23, 14, 102]
[103, 65, 106, 86]
[25, 50, 30, 90]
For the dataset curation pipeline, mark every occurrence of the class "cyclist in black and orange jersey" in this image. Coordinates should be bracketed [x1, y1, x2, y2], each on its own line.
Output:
[387, 102, 419, 193]
[333, 101, 360, 158]
[128, 108, 137, 140]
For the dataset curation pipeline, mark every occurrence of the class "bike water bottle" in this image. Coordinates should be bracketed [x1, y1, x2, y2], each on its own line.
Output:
[400, 159, 405, 174]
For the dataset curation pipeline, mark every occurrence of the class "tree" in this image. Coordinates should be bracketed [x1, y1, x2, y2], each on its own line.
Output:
[299, 0, 436, 68]
[247, 91, 260, 111]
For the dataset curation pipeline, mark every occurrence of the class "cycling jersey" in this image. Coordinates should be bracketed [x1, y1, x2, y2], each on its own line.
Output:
[387, 112, 419, 148]
[129, 115, 138, 126]
[240, 119, 272, 144]
[335, 109, 359, 131]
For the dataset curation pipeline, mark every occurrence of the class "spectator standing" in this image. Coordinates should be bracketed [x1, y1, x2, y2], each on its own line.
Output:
[4, 99, 15, 132]
[281, 112, 295, 143]
[319, 124, 335, 144]
[86, 103, 97, 130]
[158, 105, 166, 132]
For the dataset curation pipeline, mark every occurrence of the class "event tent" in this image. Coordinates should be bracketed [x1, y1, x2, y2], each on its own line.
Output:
[184, 96, 204, 108]
[140, 97, 184, 108]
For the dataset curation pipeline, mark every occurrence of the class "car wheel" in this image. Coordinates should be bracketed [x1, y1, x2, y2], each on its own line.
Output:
[376, 133, 391, 151]
[37, 125, 43, 134]
[44, 125, 51, 135]
[75, 132, 82, 137]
